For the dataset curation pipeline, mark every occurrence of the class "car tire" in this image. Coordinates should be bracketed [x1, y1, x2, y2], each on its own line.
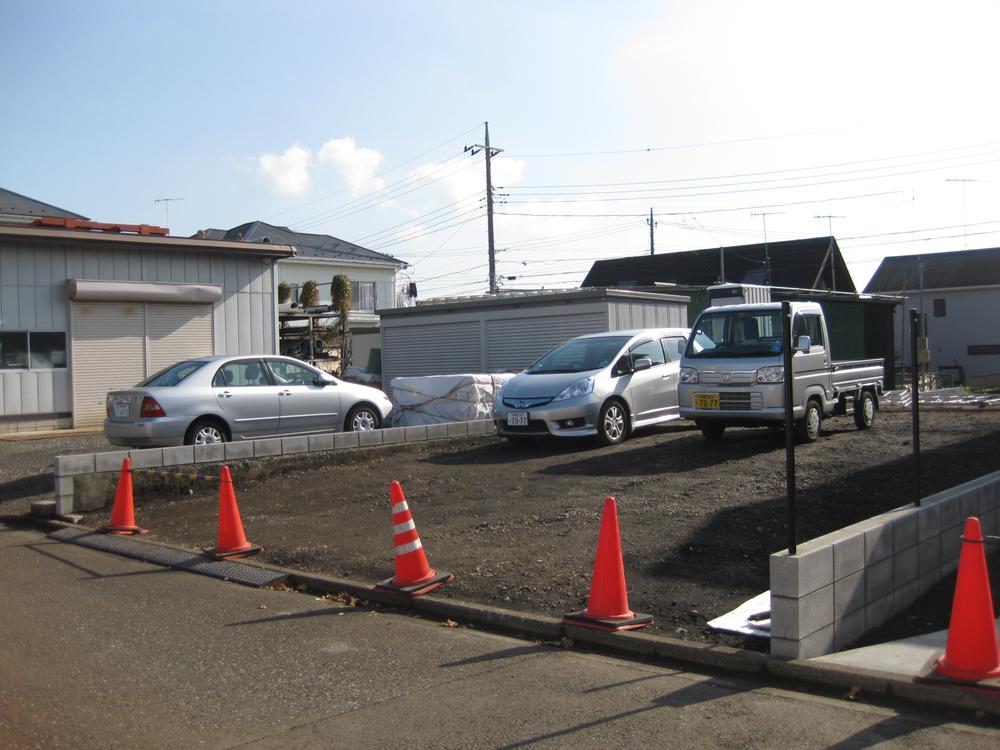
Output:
[346, 404, 381, 432]
[184, 418, 229, 446]
[853, 390, 876, 430]
[796, 399, 822, 443]
[698, 421, 725, 441]
[597, 399, 629, 445]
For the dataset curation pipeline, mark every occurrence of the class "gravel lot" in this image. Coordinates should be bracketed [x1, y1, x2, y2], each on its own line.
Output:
[6, 408, 997, 649]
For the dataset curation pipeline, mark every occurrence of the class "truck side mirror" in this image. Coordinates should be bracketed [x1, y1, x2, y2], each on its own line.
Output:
[796, 335, 811, 353]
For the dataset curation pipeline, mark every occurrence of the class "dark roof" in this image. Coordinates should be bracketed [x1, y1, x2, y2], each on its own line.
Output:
[581, 236, 855, 293]
[864, 247, 1000, 292]
[0, 187, 88, 220]
[199, 221, 406, 268]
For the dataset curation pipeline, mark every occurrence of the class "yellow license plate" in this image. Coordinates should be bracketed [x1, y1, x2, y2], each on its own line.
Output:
[694, 393, 720, 409]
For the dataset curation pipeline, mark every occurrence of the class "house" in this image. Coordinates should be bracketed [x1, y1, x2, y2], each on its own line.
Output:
[200, 221, 406, 370]
[864, 246, 1000, 388]
[0, 190, 294, 432]
[377, 288, 689, 386]
[582, 236, 856, 316]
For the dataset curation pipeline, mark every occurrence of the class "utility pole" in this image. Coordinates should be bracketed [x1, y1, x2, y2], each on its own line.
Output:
[153, 197, 183, 232]
[751, 211, 783, 285]
[465, 123, 503, 293]
[647, 209, 656, 255]
[813, 214, 845, 291]
[945, 178, 984, 248]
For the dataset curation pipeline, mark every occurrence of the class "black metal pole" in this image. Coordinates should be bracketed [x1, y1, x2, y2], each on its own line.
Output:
[782, 300, 796, 554]
[910, 308, 922, 506]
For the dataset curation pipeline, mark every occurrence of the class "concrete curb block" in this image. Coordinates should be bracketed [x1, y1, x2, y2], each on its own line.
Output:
[37, 520, 1000, 719]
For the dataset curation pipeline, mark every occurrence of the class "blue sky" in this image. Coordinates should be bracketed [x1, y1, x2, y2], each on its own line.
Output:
[4, 1, 1000, 298]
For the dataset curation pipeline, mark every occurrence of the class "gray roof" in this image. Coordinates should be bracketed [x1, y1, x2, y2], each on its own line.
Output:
[0, 187, 88, 220]
[581, 236, 855, 293]
[864, 247, 1000, 292]
[199, 221, 406, 269]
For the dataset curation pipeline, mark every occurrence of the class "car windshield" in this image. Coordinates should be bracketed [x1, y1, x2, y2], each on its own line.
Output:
[140, 360, 209, 387]
[526, 335, 631, 374]
[685, 311, 783, 359]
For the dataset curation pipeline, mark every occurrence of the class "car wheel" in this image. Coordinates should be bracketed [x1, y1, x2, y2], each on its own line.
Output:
[346, 404, 380, 432]
[853, 390, 876, 430]
[796, 399, 822, 443]
[597, 399, 628, 445]
[697, 421, 725, 441]
[185, 418, 228, 446]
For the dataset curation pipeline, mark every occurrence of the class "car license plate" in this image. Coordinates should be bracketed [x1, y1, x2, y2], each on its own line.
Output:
[694, 393, 720, 409]
[114, 401, 130, 417]
[507, 411, 528, 427]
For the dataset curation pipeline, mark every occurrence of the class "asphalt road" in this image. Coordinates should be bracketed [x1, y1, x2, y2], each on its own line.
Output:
[2, 524, 997, 749]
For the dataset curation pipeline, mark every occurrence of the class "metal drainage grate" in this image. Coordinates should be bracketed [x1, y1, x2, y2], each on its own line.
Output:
[49, 527, 288, 589]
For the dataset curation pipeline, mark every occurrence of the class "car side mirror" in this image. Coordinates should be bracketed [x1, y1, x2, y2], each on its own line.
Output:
[796, 335, 811, 353]
[314, 373, 335, 386]
[632, 357, 652, 372]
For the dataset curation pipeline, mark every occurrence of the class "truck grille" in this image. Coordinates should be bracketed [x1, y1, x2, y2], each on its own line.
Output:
[699, 370, 756, 385]
[719, 392, 763, 411]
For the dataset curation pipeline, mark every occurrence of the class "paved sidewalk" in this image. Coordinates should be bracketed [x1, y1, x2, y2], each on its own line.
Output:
[1, 524, 997, 749]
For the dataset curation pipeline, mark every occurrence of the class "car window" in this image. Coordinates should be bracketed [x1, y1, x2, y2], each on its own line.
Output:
[629, 339, 665, 367]
[268, 359, 318, 385]
[661, 336, 686, 362]
[212, 360, 272, 387]
[141, 360, 208, 387]
[793, 314, 825, 350]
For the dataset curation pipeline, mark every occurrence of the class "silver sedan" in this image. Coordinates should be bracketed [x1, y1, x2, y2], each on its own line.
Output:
[104, 355, 394, 447]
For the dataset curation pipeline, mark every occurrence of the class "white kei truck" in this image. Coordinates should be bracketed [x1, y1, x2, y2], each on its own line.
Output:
[678, 297, 884, 442]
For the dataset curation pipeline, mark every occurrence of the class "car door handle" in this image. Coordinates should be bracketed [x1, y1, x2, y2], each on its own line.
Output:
[278, 390, 292, 397]
[218, 391, 233, 399]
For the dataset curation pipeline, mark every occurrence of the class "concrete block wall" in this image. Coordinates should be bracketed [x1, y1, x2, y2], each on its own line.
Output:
[53, 419, 494, 515]
[770, 470, 1000, 659]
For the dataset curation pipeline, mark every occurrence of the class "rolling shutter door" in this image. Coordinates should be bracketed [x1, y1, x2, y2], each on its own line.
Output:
[70, 302, 215, 427]
[383, 321, 481, 383]
[71, 302, 146, 427]
[146, 303, 214, 374]
[486, 312, 606, 371]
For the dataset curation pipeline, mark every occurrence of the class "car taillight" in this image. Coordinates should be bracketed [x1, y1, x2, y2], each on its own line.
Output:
[140, 397, 166, 418]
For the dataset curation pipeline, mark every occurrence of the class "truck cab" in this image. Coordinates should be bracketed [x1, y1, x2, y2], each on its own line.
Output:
[679, 300, 883, 442]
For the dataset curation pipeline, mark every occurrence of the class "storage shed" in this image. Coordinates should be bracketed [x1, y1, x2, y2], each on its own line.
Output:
[377, 288, 689, 385]
[0, 217, 294, 431]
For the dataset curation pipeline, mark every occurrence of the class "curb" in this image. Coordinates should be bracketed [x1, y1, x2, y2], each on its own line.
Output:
[39, 518, 1000, 719]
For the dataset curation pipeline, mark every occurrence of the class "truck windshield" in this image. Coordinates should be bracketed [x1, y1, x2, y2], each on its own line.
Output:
[527, 335, 631, 374]
[685, 310, 782, 359]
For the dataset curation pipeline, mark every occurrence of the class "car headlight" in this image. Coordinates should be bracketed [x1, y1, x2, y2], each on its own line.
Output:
[679, 367, 699, 384]
[756, 365, 784, 383]
[553, 376, 595, 402]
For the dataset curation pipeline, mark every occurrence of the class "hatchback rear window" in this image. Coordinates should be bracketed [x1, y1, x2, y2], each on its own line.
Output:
[140, 360, 208, 387]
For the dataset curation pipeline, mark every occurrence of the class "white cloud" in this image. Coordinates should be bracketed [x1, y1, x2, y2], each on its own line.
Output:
[318, 137, 385, 195]
[258, 145, 312, 196]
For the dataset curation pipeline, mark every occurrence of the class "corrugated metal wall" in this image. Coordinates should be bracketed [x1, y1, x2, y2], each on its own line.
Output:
[380, 295, 689, 385]
[0, 238, 277, 425]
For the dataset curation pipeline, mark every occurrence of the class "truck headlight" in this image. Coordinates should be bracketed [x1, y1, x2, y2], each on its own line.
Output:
[679, 367, 699, 384]
[553, 376, 594, 402]
[756, 366, 784, 383]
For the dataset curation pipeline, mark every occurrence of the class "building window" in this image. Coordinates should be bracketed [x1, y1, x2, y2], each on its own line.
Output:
[351, 281, 377, 312]
[933, 298, 946, 317]
[0, 331, 67, 370]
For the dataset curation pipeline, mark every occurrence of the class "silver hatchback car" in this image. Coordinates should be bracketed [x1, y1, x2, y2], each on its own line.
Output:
[104, 355, 394, 447]
[494, 328, 690, 445]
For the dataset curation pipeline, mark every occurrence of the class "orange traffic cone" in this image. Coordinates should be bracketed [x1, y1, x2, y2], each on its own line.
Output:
[563, 496, 653, 632]
[933, 516, 1000, 682]
[211, 466, 261, 560]
[376, 481, 452, 596]
[103, 457, 147, 535]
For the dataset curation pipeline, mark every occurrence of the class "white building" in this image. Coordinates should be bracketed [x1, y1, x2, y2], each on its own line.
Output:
[864, 247, 1000, 388]
[0, 189, 294, 432]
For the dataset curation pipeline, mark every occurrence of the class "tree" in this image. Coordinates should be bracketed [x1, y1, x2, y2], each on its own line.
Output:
[277, 282, 291, 304]
[299, 280, 319, 308]
[330, 274, 352, 375]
